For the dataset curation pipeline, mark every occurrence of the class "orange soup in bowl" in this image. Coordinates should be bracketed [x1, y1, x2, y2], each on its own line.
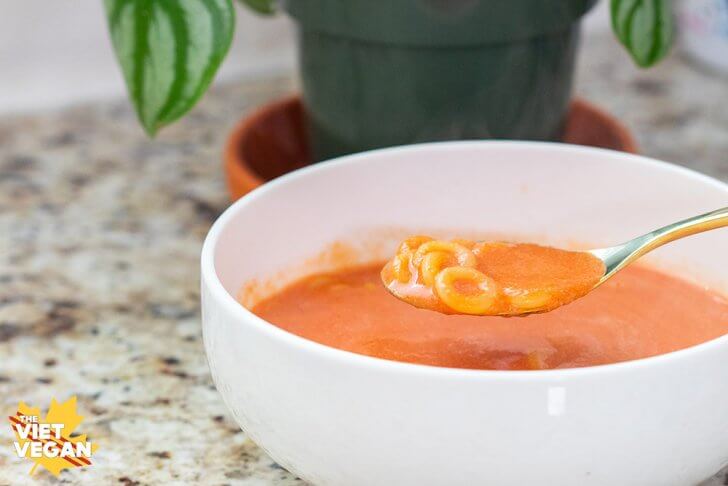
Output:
[246, 252, 728, 371]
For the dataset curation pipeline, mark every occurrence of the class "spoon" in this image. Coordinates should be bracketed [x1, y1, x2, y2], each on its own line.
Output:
[590, 206, 728, 288]
[382, 207, 728, 316]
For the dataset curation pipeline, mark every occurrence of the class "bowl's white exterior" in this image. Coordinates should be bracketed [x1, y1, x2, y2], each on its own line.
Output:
[201, 142, 728, 486]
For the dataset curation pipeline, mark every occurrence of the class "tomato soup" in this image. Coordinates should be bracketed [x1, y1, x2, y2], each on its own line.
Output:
[249, 263, 728, 370]
[381, 237, 605, 316]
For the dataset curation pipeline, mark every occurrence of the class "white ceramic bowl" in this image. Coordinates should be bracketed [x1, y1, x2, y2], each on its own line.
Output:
[201, 142, 728, 486]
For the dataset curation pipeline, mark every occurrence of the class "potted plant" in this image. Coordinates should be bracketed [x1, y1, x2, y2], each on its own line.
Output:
[104, 0, 672, 161]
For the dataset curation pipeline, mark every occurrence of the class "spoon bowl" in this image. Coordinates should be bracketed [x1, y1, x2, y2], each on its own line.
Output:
[382, 207, 728, 316]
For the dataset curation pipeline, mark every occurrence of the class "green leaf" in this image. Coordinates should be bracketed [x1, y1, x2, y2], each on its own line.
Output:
[104, 0, 235, 136]
[610, 0, 674, 68]
[238, 0, 276, 15]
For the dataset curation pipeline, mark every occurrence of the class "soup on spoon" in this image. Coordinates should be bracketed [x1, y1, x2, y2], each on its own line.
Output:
[381, 237, 605, 316]
[383, 207, 728, 316]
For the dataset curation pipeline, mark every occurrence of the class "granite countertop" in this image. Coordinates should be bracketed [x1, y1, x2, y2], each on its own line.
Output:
[0, 32, 726, 485]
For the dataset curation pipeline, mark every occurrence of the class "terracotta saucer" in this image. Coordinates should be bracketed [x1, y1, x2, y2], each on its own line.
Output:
[224, 96, 637, 200]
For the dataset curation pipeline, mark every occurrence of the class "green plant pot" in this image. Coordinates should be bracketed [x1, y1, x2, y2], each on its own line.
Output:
[284, 0, 596, 161]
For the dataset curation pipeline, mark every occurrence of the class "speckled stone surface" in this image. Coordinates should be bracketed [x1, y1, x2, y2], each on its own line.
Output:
[0, 31, 726, 485]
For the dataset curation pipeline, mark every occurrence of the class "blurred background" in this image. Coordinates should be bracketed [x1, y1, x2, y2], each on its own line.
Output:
[3, 1, 723, 170]
[2, 0, 618, 114]
[1, 1, 294, 114]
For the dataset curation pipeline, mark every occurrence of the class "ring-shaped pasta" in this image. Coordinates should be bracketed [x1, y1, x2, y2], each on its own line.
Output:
[434, 266, 499, 315]
[524, 351, 547, 370]
[412, 241, 477, 268]
[420, 251, 449, 287]
[391, 252, 412, 283]
[397, 235, 433, 255]
[507, 289, 553, 313]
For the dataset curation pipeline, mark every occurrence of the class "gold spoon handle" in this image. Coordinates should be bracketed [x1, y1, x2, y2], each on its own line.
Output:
[592, 206, 728, 282]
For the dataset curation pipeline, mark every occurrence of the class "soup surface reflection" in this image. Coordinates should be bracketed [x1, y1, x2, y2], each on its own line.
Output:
[249, 263, 728, 370]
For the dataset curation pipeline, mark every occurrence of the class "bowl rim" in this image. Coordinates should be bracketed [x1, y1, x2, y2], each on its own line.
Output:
[202, 140, 728, 380]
